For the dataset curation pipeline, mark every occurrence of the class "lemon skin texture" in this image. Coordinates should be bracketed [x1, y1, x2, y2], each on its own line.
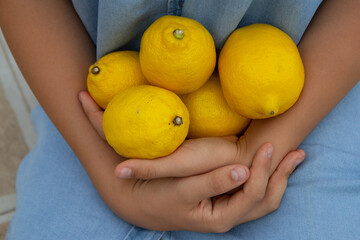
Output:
[181, 73, 250, 138]
[218, 24, 305, 119]
[103, 85, 190, 159]
[140, 15, 216, 94]
[87, 51, 148, 109]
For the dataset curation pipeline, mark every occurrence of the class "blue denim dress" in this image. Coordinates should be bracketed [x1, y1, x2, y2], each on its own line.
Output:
[7, 1, 360, 239]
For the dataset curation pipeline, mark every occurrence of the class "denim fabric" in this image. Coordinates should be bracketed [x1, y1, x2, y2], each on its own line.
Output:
[7, 82, 360, 240]
[72, 0, 321, 58]
[8, 1, 360, 239]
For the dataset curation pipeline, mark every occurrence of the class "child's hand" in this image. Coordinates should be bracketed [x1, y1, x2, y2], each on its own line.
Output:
[79, 90, 305, 231]
[111, 142, 304, 232]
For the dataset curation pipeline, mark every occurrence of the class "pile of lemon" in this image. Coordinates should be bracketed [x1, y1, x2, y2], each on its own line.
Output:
[87, 16, 304, 159]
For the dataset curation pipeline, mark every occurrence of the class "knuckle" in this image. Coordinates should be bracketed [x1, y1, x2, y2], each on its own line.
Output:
[249, 190, 266, 202]
[220, 141, 238, 165]
[261, 194, 282, 213]
[142, 165, 157, 179]
[213, 221, 232, 233]
[218, 224, 232, 233]
[209, 175, 227, 194]
[208, 216, 232, 233]
[235, 136, 251, 166]
[268, 200, 281, 212]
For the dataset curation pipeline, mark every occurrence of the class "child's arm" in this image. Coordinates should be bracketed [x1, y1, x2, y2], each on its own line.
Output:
[113, 0, 360, 179]
[0, 0, 304, 231]
[0, 0, 122, 191]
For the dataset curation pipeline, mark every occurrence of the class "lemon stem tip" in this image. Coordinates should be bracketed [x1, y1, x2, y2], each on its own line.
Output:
[91, 66, 100, 75]
[173, 116, 183, 126]
[173, 29, 184, 39]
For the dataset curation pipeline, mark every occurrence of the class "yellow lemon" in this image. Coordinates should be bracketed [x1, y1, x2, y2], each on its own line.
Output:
[218, 24, 304, 119]
[140, 15, 216, 94]
[181, 72, 250, 138]
[87, 51, 148, 109]
[103, 85, 190, 159]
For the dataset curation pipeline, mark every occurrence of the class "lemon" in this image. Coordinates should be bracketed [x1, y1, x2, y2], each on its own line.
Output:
[87, 51, 148, 109]
[218, 24, 304, 119]
[103, 85, 190, 159]
[140, 15, 216, 94]
[181, 72, 250, 138]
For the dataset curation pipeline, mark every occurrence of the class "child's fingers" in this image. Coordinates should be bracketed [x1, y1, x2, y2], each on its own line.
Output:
[114, 137, 239, 179]
[239, 149, 305, 223]
[239, 143, 273, 204]
[193, 143, 275, 231]
[178, 164, 249, 203]
[219, 143, 274, 220]
[78, 91, 105, 140]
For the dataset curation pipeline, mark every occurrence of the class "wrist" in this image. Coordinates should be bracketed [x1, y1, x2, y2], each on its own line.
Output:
[238, 118, 301, 173]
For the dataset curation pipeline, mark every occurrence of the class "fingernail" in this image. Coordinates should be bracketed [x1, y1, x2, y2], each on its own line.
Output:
[267, 145, 274, 159]
[117, 167, 132, 178]
[231, 167, 247, 182]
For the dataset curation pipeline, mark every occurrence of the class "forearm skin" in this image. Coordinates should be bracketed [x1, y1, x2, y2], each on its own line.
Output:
[0, 0, 128, 213]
